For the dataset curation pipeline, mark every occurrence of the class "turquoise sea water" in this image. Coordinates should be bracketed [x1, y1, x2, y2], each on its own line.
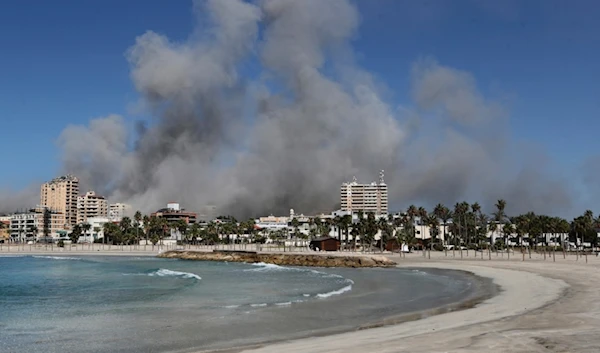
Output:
[0, 256, 488, 353]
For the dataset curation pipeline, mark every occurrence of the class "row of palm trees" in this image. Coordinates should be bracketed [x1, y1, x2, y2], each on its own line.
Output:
[60, 200, 600, 255]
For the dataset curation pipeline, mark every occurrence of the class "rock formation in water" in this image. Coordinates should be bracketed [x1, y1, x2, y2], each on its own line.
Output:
[158, 250, 396, 268]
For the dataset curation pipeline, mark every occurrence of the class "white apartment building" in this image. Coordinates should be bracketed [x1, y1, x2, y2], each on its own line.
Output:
[81, 217, 111, 242]
[9, 207, 65, 242]
[40, 174, 79, 227]
[340, 171, 388, 215]
[109, 203, 131, 221]
[77, 191, 108, 224]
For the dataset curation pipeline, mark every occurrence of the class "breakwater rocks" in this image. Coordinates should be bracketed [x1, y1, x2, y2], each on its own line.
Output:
[157, 250, 397, 268]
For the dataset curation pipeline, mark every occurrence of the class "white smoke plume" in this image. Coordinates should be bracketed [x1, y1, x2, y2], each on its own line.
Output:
[8, 0, 572, 218]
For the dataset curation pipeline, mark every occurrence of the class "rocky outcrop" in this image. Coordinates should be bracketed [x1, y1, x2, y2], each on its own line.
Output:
[157, 250, 396, 268]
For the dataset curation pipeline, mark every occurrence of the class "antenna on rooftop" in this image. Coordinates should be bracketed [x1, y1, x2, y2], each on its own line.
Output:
[352, 176, 357, 183]
[379, 170, 385, 184]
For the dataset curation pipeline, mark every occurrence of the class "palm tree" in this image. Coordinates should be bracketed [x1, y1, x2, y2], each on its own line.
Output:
[340, 214, 352, 251]
[426, 212, 440, 259]
[417, 206, 427, 256]
[134, 211, 142, 248]
[175, 219, 188, 245]
[477, 213, 490, 259]
[142, 215, 150, 249]
[434, 204, 451, 256]
[82, 223, 91, 244]
[377, 216, 389, 252]
[406, 205, 418, 250]
[488, 220, 497, 257]
[189, 223, 201, 246]
[502, 222, 514, 259]
[291, 217, 300, 248]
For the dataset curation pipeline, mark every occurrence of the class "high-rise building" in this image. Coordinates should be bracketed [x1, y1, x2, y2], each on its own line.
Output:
[340, 170, 388, 215]
[40, 175, 79, 227]
[77, 191, 108, 224]
[109, 203, 131, 222]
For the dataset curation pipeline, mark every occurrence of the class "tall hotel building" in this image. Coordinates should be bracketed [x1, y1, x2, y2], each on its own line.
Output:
[40, 175, 79, 227]
[340, 170, 388, 215]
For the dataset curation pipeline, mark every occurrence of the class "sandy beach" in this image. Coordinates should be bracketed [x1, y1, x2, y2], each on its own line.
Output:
[4, 246, 600, 352]
[228, 252, 600, 353]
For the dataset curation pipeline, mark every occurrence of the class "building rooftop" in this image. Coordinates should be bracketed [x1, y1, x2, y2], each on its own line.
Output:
[46, 174, 79, 184]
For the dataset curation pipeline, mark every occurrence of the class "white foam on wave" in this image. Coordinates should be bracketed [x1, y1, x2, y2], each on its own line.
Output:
[148, 268, 201, 280]
[245, 262, 288, 272]
[32, 256, 81, 261]
[223, 305, 240, 309]
[316, 279, 354, 299]
[250, 303, 267, 307]
[275, 301, 292, 306]
[303, 294, 311, 297]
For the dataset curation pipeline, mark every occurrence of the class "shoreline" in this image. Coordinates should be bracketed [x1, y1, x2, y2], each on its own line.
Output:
[5, 248, 600, 352]
[198, 253, 578, 353]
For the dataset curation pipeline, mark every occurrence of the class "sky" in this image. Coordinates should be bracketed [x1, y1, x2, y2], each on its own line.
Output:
[0, 0, 599, 217]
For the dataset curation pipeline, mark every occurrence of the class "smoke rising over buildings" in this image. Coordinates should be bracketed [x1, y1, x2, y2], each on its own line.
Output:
[1, 0, 574, 218]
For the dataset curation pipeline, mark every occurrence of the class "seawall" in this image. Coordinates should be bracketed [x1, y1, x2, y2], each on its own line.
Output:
[157, 250, 397, 268]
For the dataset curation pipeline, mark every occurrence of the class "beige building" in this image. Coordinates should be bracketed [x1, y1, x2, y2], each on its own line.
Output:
[340, 171, 388, 215]
[40, 174, 79, 227]
[9, 207, 65, 242]
[77, 191, 108, 224]
[109, 203, 131, 221]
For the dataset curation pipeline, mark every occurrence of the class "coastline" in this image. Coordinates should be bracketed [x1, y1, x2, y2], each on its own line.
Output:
[211, 253, 584, 353]
[6, 247, 600, 352]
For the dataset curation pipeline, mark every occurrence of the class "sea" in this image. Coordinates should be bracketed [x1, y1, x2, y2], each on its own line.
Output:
[0, 255, 492, 353]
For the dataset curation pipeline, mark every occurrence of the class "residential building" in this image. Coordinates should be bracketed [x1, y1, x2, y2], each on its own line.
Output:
[109, 203, 131, 221]
[77, 191, 108, 224]
[340, 170, 388, 215]
[40, 174, 79, 228]
[0, 219, 10, 242]
[255, 215, 289, 231]
[9, 207, 65, 242]
[81, 217, 111, 242]
[151, 202, 197, 241]
[152, 202, 197, 224]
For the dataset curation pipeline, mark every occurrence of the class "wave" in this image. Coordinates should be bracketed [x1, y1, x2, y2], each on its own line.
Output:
[245, 262, 289, 272]
[275, 301, 292, 306]
[148, 268, 201, 280]
[316, 280, 354, 299]
[32, 256, 81, 261]
[250, 303, 267, 307]
[245, 262, 354, 299]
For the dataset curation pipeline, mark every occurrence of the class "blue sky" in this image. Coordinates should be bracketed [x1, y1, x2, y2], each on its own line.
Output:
[1, 0, 599, 195]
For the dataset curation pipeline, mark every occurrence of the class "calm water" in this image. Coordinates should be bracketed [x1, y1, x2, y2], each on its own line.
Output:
[0, 256, 491, 353]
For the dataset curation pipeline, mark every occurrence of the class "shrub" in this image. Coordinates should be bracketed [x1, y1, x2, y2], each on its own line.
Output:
[432, 244, 444, 252]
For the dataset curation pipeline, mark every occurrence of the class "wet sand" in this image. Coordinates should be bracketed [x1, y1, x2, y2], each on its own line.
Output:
[5, 245, 599, 352]
[225, 251, 600, 353]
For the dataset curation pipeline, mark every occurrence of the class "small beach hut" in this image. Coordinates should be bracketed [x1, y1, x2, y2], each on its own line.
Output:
[309, 237, 340, 251]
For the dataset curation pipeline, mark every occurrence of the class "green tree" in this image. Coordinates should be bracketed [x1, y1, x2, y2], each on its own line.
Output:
[82, 223, 91, 242]
[134, 211, 142, 246]
[69, 224, 82, 244]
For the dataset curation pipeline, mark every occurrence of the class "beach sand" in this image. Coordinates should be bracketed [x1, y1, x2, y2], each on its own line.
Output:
[228, 252, 600, 353]
[4, 245, 600, 352]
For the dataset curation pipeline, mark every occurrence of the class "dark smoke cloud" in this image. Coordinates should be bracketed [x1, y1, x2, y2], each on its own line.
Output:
[34, 0, 574, 218]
